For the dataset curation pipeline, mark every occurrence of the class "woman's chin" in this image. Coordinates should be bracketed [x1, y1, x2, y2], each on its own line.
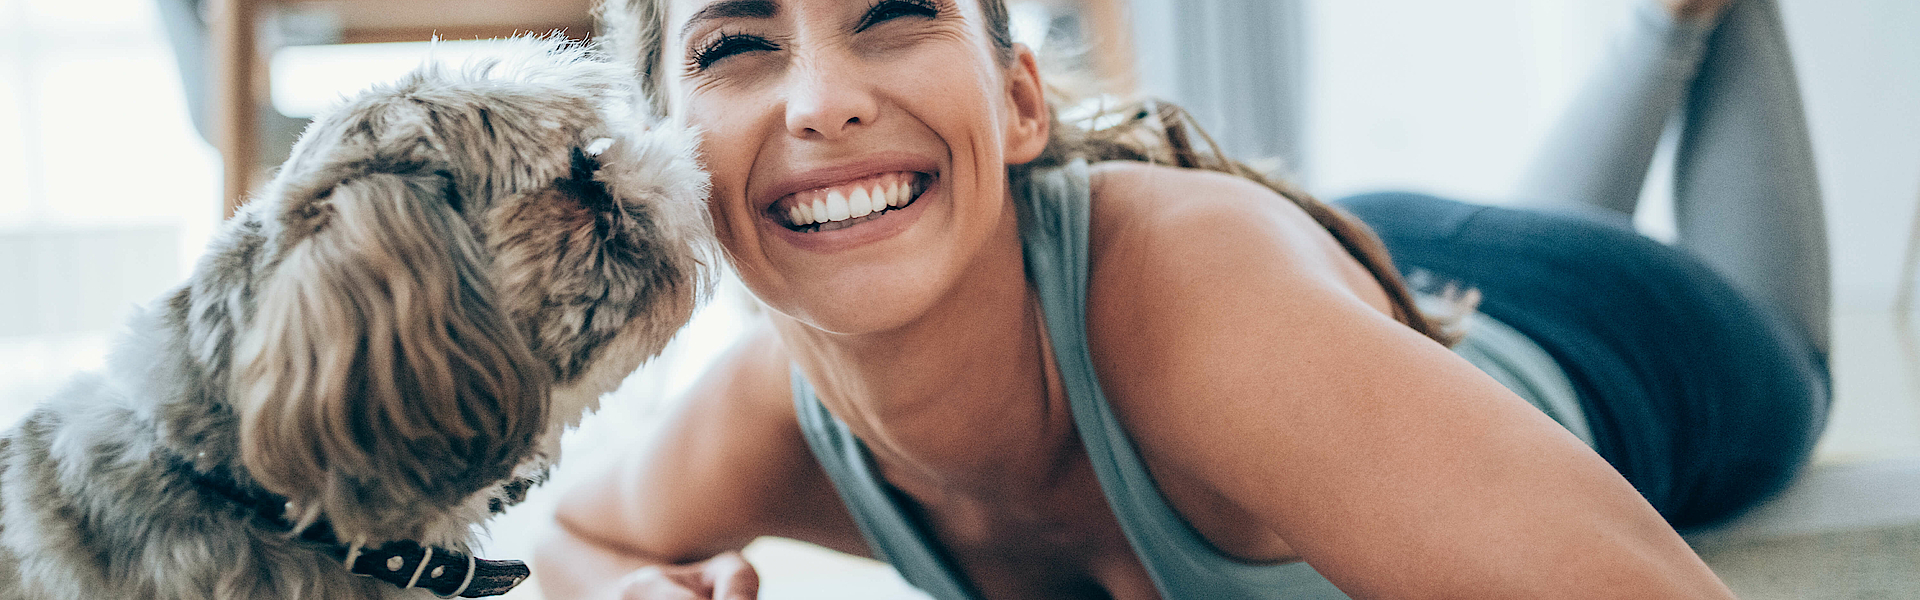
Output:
[756, 271, 952, 340]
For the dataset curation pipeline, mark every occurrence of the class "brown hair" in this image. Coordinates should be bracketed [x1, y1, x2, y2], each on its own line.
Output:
[596, 0, 1459, 345]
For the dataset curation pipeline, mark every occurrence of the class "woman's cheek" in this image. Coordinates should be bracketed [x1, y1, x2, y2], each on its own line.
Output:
[890, 49, 1003, 140]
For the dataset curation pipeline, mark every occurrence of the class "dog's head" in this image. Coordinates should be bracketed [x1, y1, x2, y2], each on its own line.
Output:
[226, 38, 709, 539]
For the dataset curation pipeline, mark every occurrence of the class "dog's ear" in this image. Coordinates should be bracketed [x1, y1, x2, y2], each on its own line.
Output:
[234, 172, 550, 525]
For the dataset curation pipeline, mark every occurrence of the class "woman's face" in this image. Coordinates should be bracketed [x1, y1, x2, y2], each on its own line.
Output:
[664, 0, 1047, 334]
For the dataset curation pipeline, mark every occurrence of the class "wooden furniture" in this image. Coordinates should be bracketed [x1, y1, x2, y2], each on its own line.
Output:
[210, 0, 595, 216]
[1898, 177, 1920, 314]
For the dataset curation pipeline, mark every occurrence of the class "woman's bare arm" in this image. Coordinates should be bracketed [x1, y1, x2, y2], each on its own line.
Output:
[536, 322, 867, 599]
[1085, 163, 1734, 599]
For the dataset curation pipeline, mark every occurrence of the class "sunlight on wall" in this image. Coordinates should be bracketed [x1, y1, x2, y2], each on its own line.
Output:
[1300, 0, 1640, 203]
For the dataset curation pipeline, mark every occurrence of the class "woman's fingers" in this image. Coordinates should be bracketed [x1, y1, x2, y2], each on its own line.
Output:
[610, 552, 759, 600]
[704, 551, 761, 600]
[613, 565, 707, 600]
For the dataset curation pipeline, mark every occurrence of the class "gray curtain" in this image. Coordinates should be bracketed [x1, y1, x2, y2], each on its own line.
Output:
[1127, 0, 1308, 178]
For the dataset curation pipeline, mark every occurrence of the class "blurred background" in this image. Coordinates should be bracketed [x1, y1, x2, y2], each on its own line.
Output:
[2, 0, 1918, 598]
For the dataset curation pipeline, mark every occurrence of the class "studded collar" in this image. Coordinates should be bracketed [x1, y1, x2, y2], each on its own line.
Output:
[165, 452, 532, 598]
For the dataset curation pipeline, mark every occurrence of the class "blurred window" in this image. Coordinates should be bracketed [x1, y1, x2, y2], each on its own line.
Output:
[0, 0, 220, 425]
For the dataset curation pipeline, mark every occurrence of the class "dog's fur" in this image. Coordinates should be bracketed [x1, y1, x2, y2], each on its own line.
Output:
[0, 38, 710, 599]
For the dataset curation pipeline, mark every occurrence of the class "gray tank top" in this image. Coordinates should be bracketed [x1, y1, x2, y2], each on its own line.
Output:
[790, 160, 1588, 599]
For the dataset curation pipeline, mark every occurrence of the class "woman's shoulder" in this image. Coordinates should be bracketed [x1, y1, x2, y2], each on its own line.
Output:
[1079, 158, 1401, 443]
[1082, 161, 1387, 311]
[693, 317, 799, 416]
[1084, 160, 1288, 233]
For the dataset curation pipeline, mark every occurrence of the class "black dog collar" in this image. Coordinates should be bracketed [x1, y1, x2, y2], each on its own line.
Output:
[166, 453, 530, 598]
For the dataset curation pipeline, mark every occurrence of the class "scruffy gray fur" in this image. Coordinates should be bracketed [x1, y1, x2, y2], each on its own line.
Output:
[0, 38, 710, 599]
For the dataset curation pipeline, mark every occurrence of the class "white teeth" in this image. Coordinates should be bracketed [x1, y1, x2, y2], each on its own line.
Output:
[848, 187, 873, 218]
[825, 190, 851, 221]
[784, 174, 923, 229]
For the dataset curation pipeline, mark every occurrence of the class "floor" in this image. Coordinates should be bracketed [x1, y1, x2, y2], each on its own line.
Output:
[1684, 308, 1920, 599]
[474, 306, 1920, 599]
[1692, 460, 1920, 599]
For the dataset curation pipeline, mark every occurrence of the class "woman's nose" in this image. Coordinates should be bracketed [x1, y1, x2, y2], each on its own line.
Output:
[783, 55, 879, 141]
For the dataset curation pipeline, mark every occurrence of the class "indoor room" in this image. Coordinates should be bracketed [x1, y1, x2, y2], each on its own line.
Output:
[2, 0, 1916, 598]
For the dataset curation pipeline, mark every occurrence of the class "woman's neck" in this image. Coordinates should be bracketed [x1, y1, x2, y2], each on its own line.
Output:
[773, 210, 1079, 502]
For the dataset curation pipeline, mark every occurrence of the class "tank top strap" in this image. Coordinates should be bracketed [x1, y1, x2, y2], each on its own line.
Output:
[791, 372, 981, 600]
[1015, 160, 1349, 599]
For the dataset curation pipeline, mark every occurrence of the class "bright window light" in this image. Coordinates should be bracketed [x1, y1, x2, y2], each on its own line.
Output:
[270, 39, 523, 118]
[1008, 1, 1051, 55]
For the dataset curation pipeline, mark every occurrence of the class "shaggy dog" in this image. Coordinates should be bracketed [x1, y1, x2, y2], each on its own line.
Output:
[0, 38, 709, 599]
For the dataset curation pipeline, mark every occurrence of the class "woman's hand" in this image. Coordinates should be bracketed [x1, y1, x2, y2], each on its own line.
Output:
[537, 325, 868, 600]
[598, 552, 760, 600]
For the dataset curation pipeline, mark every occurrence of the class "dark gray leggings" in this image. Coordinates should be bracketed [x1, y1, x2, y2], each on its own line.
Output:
[1336, 0, 1830, 530]
[1339, 192, 1825, 530]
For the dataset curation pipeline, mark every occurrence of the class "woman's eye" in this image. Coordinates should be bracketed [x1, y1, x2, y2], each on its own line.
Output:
[856, 0, 939, 32]
[691, 33, 776, 71]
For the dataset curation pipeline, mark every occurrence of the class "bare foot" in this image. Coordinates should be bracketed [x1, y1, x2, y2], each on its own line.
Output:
[1664, 0, 1733, 20]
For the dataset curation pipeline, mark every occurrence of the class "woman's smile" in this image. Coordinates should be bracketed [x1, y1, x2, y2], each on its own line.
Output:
[750, 152, 946, 253]
[772, 171, 932, 232]
[755, 164, 943, 253]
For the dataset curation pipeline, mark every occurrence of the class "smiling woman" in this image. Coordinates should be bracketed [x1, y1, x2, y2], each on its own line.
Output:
[535, 0, 1827, 598]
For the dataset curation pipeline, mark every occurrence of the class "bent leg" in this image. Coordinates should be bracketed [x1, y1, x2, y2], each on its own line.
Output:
[1672, 0, 1830, 354]
[1518, 0, 1830, 354]
[1513, 4, 1716, 216]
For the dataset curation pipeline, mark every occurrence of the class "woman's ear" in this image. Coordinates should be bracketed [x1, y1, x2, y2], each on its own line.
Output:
[1003, 43, 1051, 165]
[233, 172, 551, 534]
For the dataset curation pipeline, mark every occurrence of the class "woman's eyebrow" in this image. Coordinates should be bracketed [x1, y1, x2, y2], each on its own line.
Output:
[679, 0, 781, 40]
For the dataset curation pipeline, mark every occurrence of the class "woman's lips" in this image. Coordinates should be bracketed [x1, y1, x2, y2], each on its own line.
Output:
[768, 171, 933, 232]
[761, 173, 940, 253]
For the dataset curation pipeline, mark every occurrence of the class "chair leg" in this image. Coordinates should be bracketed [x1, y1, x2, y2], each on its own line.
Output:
[1898, 180, 1920, 314]
[214, 0, 258, 218]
